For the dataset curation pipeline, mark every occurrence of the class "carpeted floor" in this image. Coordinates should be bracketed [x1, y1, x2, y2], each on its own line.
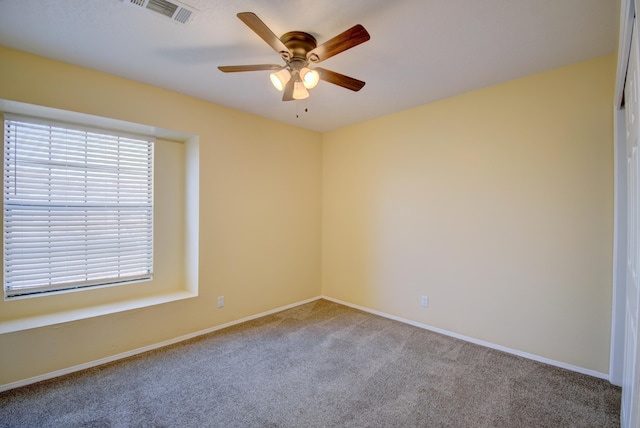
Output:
[0, 299, 621, 427]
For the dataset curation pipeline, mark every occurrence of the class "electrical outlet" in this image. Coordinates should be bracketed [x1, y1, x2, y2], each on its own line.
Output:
[421, 296, 429, 308]
[217, 296, 224, 308]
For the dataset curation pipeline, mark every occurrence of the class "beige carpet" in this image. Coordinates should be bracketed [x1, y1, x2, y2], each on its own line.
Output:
[0, 299, 621, 427]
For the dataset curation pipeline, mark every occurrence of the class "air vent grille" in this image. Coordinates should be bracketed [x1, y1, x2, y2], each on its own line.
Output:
[125, 0, 194, 24]
[147, 0, 178, 18]
[174, 8, 192, 24]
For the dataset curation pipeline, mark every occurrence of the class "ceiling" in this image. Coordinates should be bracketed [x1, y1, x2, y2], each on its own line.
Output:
[0, 0, 619, 133]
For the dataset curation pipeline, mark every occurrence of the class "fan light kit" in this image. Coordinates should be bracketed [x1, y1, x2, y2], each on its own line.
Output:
[218, 12, 370, 102]
[269, 67, 319, 99]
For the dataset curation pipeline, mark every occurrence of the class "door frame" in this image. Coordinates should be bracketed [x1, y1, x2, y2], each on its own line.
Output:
[611, 0, 636, 387]
[609, 0, 640, 386]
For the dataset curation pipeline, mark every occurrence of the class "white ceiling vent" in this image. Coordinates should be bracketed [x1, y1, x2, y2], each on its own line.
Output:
[125, 0, 194, 24]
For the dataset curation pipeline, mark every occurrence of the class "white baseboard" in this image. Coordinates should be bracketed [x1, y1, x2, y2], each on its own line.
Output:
[0, 296, 323, 393]
[1, 294, 608, 392]
[321, 296, 609, 380]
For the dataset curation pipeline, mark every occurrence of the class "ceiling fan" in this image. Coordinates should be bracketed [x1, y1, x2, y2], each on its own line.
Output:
[218, 12, 370, 101]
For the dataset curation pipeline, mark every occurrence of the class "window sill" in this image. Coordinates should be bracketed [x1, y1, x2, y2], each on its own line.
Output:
[0, 290, 197, 334]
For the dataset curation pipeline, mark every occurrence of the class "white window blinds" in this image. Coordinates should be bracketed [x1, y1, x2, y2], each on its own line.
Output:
[3, 114, 154, 298]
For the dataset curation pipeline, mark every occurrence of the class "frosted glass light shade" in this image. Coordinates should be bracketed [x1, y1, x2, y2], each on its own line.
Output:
[292, 81, 310, 100]
[301, 68, 319, 89]
[270, 69, 291, 91]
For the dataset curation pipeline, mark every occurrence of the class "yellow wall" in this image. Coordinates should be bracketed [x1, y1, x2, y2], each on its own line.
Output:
[322, 55, 615, 373]
[0, 46, 616, 384]
[0, 47, 323, 386]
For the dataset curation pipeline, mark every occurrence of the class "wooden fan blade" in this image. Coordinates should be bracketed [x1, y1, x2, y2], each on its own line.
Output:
[237, 12, 291, 59]
[282, 78, 295, 101]
[306, 24, 370, 63]
[316, 67, 366, 91]
[218, 64, 282, 72]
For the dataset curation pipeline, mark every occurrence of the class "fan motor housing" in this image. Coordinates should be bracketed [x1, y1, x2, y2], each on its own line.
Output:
[280, 31, 317, 59]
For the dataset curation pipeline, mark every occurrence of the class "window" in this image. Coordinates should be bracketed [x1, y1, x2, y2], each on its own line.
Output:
[3, 114, 154, 299]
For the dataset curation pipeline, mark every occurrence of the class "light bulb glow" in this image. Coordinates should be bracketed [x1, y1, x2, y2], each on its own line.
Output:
[270, 69, 291, 91]
[292, 81, 310, 100]
[301, 68, 319, 89]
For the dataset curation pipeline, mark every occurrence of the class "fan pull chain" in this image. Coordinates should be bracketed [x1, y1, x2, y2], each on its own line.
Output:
[296, 100, 309, 119]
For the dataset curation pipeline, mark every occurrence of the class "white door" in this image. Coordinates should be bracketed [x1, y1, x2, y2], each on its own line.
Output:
[623, 18, 640, 428]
